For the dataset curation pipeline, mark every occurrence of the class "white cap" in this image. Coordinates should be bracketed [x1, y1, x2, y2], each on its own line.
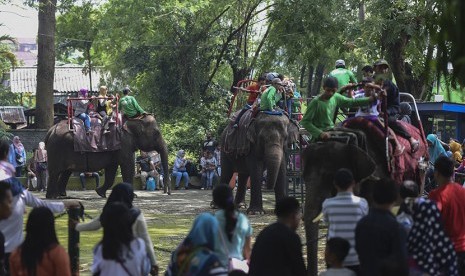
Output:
[335, 59, 345, 67]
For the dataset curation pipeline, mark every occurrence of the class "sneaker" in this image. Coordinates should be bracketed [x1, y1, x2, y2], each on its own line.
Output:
[175, 186, 179, 190]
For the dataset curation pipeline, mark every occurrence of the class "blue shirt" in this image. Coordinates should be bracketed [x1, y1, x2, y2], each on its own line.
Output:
[214, 210, 252, 266]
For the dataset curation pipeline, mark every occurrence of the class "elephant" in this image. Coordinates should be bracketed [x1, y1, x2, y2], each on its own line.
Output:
[220, 110, 299, 214]
[302, 125, 427, 276]
[45, 115, 170, 198]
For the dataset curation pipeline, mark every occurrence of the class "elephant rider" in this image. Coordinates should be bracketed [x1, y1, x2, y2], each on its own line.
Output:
[259, 78, 285, 112]
[233, 76, 266, 128]
[329, 59, 358, 90]
[301, 76, 377, 141]
[97, 86, 115, 134]
[74, 88, 92, 134]
[118, 86, 146, 123]
[373, 59, 419, 153]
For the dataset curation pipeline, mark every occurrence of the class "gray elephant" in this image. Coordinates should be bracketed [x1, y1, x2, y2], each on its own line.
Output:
[220, 110, 299, 214]
[45, 115, 170, 198]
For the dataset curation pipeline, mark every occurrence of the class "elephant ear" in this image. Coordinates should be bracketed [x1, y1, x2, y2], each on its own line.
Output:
[246, 120, 256, 144]
[347, 144, 376, 182]
[287, 119, 300, 145]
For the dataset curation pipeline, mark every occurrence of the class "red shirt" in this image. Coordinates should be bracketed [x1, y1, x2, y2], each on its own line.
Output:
[246, 83, 260, 104]
[429, 182, 465, 252]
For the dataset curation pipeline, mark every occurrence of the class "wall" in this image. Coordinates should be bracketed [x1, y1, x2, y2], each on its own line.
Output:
[7, 129, 48, 153]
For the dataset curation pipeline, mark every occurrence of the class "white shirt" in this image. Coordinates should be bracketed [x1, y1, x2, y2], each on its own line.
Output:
[354, 90, 379, 117]
[92, 238, 150, 276]
[0, 190, 65, 253]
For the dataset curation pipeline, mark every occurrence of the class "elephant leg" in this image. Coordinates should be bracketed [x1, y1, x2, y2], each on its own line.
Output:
[46, 170, 61, 199]
[247, 157, 264, 214]
[235, 173, 249, 208]
[274, 158, 288, 202]
[57, 170, 72, 197]
[305, 177, 331, 276]
[96, 163, 118, 198]
[220, 155, 234, 186]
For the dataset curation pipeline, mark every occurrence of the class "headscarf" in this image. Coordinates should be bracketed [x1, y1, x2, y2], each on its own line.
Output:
[79, 88, 88, 97]
[106, 182, 134, 208]
[407, 198, 458, 275]
[176, 150, 185, 159]
[449, 140, 462, 163]
[427, 134, 447, 164]
[12, 136, 24, 152]
[184, 213, 219, 250]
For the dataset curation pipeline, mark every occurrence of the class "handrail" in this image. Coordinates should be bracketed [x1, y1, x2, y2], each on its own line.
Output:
[399, 92, 427, 146]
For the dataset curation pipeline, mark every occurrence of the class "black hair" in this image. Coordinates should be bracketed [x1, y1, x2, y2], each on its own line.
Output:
[213, 184, 237, 242]
[399, 180, 419, 199]
[362, 65, 373, 73]
[323, 77, 339, 89]
[434, 156, 455, 178]
[326, 237, 350, 263]
[334, 168, 354, 190]
[277, 74, 284, 81]
[21, 207, 59, 275]
[122, 88, 130, 95]
[0, 139, 9, 160]
[106, 182, 134, 209]
[100, 202, 134, 261]
[335, 64, 345, 69]
[373, 178, 398, 205]
[257, 76, 266, 82]
[0, 181, 10, 202]
[275, 197, 300, 218]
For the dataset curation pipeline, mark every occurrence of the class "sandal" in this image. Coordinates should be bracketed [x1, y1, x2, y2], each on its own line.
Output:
[411, 140, 420, 153]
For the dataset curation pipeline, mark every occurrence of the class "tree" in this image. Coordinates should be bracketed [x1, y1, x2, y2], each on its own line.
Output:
[35, 0, 57, 128]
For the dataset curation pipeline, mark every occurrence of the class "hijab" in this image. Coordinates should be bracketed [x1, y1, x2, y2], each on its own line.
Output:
[449, 140, 462, 163]
[12, 136, 24, 152]
[184, 213, 219, 250]
[176, 150, 185, 159]
[104, 183, 140, 225]
[427, 134, 447, 164]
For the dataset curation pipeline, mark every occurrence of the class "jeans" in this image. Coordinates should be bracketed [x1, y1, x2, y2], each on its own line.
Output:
[77, 113, 91, 130]
[36, 169, 47, 191]
[172, 171, 189, 188]
[141, 170, 161, 189]
[202, 170, 217, 189]
[79, 172, 100, 189]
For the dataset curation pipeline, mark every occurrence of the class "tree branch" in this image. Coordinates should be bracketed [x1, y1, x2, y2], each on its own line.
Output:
[249, 20, 272, 69]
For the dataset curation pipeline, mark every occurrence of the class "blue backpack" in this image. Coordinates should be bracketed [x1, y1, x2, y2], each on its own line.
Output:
[146, 177, 156, 191]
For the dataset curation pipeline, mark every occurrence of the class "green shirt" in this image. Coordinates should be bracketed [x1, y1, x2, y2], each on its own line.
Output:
[329, 68, 358, 89]
[118, 95, 145, 118]
[260, 86, 282, 111]
[301, 92, 371, 140]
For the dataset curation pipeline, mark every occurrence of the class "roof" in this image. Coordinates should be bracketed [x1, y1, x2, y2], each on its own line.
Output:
[416, 101, 465, 114]
[9, 66, 103, 94]
[0, 106, 26, 124]
[14, 51, 37, 66]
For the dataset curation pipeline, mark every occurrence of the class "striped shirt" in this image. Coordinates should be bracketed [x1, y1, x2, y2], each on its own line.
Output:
[322, 191, 368, 266]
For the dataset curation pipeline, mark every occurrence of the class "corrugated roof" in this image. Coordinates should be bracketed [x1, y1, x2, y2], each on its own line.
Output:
[9, 66, 103, 94]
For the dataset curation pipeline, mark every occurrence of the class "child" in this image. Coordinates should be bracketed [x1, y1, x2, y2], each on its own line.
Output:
[319, 238, 355, 276]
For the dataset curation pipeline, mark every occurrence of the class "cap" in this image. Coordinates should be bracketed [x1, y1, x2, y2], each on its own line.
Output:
[272, 78, 283, 85]
[335, 59, 345, 67]
[374, 59, 389, 67]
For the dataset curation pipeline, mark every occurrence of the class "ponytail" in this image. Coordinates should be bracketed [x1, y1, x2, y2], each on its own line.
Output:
[224, 199, 237, 241]
[213, 184, 238, 241]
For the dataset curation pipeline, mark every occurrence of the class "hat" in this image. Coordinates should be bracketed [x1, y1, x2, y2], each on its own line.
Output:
[272, 78, 283, 85]
[374, 59, 389, 67]
[335, 59, 345, 67]
[79, 88, 88, 95]
[334, 168, 354, 187]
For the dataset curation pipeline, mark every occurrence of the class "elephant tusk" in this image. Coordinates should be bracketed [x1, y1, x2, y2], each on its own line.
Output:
[312, 212, 324, 223]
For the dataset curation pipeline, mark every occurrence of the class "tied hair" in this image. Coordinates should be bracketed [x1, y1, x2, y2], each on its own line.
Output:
[213, 184, 238, 242]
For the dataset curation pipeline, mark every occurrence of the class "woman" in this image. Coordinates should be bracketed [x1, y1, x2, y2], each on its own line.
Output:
[8, 136, 26, 177]
[97, 86, 114, 134]
[76, 183, 158, 275]
[34, 142, 47, 192]
[92, 202, 150, 276]
[213, 184, 252, 269]
[9, 207, 71, 276]
[0, 139, 78, 272]
[166, 213, 227, 276]
[425, 134, 448, 192]
[74, 88, 92, 134]
[172, 150, 190, 190]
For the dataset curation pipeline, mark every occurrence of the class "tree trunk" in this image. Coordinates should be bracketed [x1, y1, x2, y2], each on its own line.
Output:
[36, 0, 56, 129]
[311, 62, 325, 97]
[306, 64, 314, 98]
[358, 0, 365, 22]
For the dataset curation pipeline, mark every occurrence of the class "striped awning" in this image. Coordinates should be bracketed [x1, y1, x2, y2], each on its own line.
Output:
[9, 66, 103, 94]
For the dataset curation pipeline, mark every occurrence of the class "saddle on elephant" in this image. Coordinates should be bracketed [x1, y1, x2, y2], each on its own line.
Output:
[72, 116, 122, 152]
[223, 109, 255, 156]
[342, 117, 427, 183]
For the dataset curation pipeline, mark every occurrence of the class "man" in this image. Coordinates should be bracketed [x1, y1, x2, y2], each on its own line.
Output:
[329, 59, 358, 89]
[232, 77, 266, 128]
[301, 76, 376, 141]
[79, 172, 100, 190]
[118, 86, 145, 120]
[429, 156, 465, 274]
[249, 197, 306, 276]
[259, 78, 284, 111]
[361, 65, 374, 78]
[203, 132, 218, 153]
[322, 168, 368, 273]
[355, 178, 408, 276]
[136, 151, 160, 190]
[373, 59, 419, 152]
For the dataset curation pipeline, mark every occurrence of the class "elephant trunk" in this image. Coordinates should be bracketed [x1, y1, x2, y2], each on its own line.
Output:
[264, 145, 283, 190]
